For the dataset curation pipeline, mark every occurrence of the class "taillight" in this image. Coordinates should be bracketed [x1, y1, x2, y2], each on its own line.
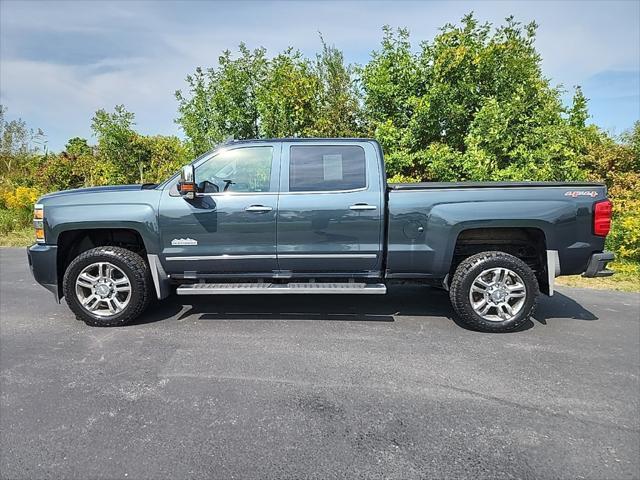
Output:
[593, 199, 612, 237]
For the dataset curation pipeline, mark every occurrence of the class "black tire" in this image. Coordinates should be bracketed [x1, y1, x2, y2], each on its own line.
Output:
[449, 251, 539, 333]
[63, 246, 152, 327]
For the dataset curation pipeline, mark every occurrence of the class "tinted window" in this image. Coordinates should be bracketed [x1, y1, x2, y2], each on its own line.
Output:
[289, 145, 366, 192]
[196, 146, 273, 193]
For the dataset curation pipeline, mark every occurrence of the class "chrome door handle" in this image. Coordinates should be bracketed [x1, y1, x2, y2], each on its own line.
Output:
[245, 205, 273, 213]
[349, 204, 377, 211]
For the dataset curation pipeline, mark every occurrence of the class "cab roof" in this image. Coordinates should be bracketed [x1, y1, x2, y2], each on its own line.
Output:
[222, 137, 377, 145]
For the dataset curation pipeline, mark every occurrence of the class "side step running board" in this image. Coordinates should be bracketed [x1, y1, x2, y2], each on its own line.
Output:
[176, 282, 387, 295]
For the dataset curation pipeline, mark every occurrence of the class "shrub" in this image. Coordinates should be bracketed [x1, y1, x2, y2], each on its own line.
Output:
[387, 173, 420, 183]
[0, 186, 40, 234]
[606, 172, 640, 262]
[37, 154, 85, 192]
[608, 213, 640, 262]
[1, 186, 40, 210]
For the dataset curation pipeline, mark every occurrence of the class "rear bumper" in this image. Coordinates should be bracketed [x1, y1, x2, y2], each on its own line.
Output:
[27, 244, 60, 302]
[582, 251, 615, 278]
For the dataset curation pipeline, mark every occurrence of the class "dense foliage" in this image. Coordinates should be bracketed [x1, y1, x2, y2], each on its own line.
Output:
[362, 17, 591, 182]
[174, 38, 362, 153]
[0, 14, 638, 262]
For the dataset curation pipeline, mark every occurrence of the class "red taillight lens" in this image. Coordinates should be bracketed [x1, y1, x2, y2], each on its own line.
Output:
[593, 199, 612, 237]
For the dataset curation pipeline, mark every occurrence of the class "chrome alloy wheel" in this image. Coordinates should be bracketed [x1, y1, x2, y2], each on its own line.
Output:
[75, 262, 132, 317]
[469, 267, 527, 322]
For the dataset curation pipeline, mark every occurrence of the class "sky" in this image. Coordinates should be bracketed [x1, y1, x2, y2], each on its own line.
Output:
[1, 0, 639, 152]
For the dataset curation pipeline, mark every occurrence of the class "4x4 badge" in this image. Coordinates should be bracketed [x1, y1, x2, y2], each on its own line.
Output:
[564, 191, 598, 198]
[171, 238, 198, 246]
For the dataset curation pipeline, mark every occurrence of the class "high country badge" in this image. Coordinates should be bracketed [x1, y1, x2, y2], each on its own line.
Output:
[171, 238, 198, 246]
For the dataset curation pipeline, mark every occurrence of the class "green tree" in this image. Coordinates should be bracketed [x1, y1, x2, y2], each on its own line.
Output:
[312, 37, 363, 137]
[177, 38, 364, 147]
[65, 137, 93, 158]
[91, 105, 154, 184]
[38, 153, 84, 191]
[64, 137, 97, 188]
[361, 27, 420, 134]
[138, 135, 190, 183]
[256, 48, 320, 137]
[91, 105, 136, 183]
[621, 121, 640, 163]
[361, 15, 588, 182]
[359, 26, 423, 176]
[569, 86, 589, 128]
[175, 44, 267, 155]
[0, 106, 42, 181]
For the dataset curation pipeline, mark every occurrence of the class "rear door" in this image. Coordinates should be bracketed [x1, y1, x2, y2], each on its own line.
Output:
[276, 141, 384, 276]
[158, 143, 281, 275]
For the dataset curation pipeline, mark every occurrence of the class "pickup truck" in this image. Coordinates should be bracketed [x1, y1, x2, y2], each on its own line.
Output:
[27, 138, 614, 332]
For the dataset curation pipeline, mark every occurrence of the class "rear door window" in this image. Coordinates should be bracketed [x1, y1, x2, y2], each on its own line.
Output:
[289, 145, 366, 192]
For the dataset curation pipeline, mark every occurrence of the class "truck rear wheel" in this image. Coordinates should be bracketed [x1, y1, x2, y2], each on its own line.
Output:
[63, 246, 152, 327]
[449, 251, 539, 333]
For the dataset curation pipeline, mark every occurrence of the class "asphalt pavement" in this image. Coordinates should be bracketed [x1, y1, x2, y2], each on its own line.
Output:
[1, 247, 639, 479]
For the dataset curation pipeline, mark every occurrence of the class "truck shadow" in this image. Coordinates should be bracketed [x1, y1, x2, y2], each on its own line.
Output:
[532, 291, 599, 324]
[136, 286, 599, 330]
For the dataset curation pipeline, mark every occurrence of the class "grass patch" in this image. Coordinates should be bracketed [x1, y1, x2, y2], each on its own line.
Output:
[556, 261, 640, 292]
[0, 226, 35, 247]
[0, 208, 33, 247]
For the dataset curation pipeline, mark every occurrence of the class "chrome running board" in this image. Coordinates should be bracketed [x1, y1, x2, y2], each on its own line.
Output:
[176, 282, 387, 295]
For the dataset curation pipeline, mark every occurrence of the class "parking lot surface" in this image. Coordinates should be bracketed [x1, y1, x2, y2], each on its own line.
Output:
[1, 247, 639, 479]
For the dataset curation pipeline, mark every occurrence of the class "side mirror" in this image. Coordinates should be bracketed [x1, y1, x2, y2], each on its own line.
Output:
[178, 165, 196, 199]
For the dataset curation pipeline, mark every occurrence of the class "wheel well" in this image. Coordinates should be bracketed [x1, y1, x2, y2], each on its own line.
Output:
[56, 229, 147, 296]
[452, 227, 549, 293]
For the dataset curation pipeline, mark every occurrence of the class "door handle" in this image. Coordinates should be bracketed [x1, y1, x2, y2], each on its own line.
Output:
[349, 203, 377, 211]
[245, 205, 273, 213]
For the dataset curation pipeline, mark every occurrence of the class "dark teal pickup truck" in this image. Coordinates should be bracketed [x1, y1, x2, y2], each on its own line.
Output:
[28, 138, 614, 332]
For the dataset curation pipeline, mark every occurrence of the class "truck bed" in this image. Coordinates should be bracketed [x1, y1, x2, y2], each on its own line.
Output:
[385, 181, 608, 280]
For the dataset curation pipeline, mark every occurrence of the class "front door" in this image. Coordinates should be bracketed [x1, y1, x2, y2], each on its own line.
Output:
[158, 143, 281, 276]
[276, 141, 384, 276]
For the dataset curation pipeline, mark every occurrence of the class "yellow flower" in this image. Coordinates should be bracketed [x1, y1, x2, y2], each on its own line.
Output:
[2, 187, 40, 211]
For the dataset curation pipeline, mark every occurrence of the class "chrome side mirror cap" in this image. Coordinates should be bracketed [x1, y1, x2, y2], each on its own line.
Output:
[178, 165, 196, 199]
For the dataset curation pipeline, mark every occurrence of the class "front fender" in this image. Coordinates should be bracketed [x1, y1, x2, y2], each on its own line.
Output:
[45, 203, 161, 254]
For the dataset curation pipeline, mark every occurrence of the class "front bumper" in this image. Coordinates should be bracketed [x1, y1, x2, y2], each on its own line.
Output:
[582, 251, 615, 278]
[27, 244, 60, 302]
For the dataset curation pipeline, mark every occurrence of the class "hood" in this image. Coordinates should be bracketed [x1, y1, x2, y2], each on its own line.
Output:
[38, 184, 148, 202]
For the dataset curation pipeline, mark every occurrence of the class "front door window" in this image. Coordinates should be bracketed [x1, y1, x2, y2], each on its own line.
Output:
[196, 146, 273, 193]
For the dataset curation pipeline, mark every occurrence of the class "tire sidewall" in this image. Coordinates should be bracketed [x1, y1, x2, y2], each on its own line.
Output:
[455, 254, 538, 332]
[63, 250, 145, 325]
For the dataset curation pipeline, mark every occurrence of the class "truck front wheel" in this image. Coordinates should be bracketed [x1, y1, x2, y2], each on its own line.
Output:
[449, 251, 539, 333]
[63, 246, 152, 327]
